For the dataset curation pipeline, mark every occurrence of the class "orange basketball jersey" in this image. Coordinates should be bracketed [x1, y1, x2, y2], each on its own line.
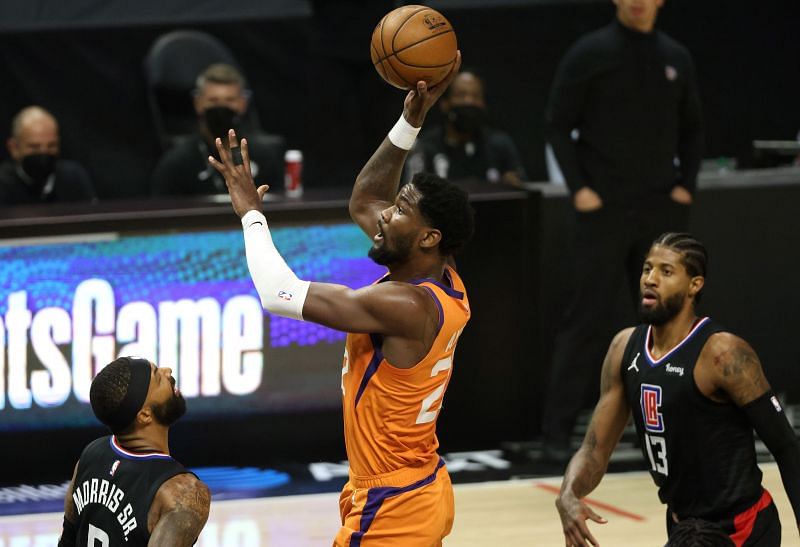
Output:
[341, 266, 470, 481]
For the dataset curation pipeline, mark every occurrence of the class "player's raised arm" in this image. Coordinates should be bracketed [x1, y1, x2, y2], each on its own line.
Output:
[211, 131, 441, 339]
[147, 473, 210, 547]
[348, 52, 462, 240]
[705, 333, 800, 532]
[556, 328, 633, 547]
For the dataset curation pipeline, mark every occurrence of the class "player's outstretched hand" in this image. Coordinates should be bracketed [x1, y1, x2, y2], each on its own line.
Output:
[208, 129, 269, 218]
[403, 50, 462, 127]
[555, 493, 607, 547]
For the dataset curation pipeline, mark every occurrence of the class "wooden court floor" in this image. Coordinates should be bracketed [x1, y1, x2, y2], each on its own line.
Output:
[1, 464, 796, 546]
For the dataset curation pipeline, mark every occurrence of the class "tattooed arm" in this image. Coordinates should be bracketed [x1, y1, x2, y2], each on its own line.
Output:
[556, 328, 633, 547]
[706, 333, 800, 531]
[348, 53, 462, 239]
[705, 333, 771, 405]
[148, 474, 211, 547]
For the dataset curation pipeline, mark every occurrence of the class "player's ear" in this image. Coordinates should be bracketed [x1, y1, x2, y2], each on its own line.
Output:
[420, 228, 442, 250]
[689, 275, 704, 298]
[136, 405, 153, 426]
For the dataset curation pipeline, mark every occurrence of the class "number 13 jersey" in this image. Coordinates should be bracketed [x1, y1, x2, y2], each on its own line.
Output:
[341, 267, 470, 481]
[621, 317, 763, 519]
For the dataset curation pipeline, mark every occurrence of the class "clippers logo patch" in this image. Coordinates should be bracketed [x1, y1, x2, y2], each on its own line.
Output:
[277, 290, 293, 301]
[641, 384, 665, 433]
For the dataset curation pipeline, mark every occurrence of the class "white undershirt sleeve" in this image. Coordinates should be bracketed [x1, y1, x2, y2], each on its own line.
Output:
[241, 209, 310, 320]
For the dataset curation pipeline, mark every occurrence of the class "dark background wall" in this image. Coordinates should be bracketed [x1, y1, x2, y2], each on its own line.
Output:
[0, 0, 798, 199]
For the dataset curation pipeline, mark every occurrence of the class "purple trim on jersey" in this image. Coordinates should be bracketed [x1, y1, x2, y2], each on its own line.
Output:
[644, 316, 710, 367]
[350, 458, 446, 546]
[408, 270, 464, 300]
[421, 286, 445, 333]
[109, 436, 173, 461]
[354, 334, 384, 407]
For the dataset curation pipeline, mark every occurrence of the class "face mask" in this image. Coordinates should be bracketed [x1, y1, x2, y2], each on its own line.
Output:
[203, 106, 241, 139]
[21, 153, 57, 185]
[448, 105, 487, 134]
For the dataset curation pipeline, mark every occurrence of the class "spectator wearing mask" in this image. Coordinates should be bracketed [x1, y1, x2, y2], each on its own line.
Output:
[0, 106, 96, 205]
[151, 63, 283, 197]
[406, 70, 526, 186]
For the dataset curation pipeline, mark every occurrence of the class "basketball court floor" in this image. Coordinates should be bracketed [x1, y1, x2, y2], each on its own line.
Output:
[1, 463, 796, 546]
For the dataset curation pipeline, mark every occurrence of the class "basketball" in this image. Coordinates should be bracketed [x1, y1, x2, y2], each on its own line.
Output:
[370, 5, 458, 90]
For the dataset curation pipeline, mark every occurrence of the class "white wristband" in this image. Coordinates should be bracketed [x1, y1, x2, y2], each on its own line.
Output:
[387, 114, 421, 150]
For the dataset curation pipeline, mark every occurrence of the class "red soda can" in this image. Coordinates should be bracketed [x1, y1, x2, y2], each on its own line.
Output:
[284, 150, 303, 198]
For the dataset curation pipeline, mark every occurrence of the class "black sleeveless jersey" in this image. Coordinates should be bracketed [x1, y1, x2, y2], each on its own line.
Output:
[70, 436, 192, 546]
[621, 318, 764, 519]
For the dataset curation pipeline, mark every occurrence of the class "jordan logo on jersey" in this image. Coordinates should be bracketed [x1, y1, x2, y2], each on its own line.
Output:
[628, 353, 640, 373]
[640, 384, 665, 433]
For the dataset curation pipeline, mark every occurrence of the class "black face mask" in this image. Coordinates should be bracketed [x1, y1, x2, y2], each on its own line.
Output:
[21, 153, 57, 185]
[203, 106, 241, 139]
[448, 105, 487, 134]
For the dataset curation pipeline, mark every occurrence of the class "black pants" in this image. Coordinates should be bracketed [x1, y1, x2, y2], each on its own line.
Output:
[541, 198, 689, 441]
[665, 497, 782, 546]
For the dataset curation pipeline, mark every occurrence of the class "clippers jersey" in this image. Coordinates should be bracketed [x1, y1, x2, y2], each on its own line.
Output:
[621, 318, 763, 519]
[341, 267, 470, 479]
[69, 436, 192, 546]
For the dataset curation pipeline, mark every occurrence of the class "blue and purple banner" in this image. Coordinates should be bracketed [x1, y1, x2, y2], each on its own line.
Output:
[0, 223, 384, 431]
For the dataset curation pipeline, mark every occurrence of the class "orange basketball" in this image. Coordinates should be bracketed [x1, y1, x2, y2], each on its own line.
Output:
[370, 5, 458, 90]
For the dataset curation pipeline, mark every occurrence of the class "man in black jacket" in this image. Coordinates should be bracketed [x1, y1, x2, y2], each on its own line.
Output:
[0, 106, 96, 206]
[151, 63, 283, 197]
[406, 70, 526, 186]
[540, 0, 704, 460]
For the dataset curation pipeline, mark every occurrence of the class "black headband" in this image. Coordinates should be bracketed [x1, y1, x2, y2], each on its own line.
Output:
[106, 357, 152, 432]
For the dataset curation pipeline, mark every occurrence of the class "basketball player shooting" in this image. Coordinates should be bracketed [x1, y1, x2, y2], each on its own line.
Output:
[210, 53, 475, 545]
[555, 233, 800, 546]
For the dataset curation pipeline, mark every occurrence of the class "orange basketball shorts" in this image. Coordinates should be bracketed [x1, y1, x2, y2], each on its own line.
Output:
[333, 458, 454, 547]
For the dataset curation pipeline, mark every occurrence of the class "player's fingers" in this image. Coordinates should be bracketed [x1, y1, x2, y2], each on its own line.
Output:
[215, 137, 232, 167]
[586, 507, 607, 524]
[437, 50, 462, 91]
[567, 527, 588, 547]
[416, 80, 428, 97]
[228, 129, 245, 169]
[208, 155, 226, 175]
[451, 50, 462, 76]
[256, 185, 270, 200]
[241, 137, 252, 177]
[577, 521, 600, 547]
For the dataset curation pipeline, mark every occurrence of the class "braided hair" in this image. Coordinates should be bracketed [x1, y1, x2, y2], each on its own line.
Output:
[651, 232, 708, 303]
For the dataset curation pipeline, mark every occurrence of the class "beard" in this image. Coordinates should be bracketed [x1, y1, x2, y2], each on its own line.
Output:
[151, 390, 187, 427]
[368, 233, 413, 266]
[639, 290, 685, 326]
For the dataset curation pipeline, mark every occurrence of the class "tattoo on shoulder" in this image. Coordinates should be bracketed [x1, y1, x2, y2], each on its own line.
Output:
[712, 335, 770, 404]
[166, 474, 210, 513]
[152, 475, 210, 545]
